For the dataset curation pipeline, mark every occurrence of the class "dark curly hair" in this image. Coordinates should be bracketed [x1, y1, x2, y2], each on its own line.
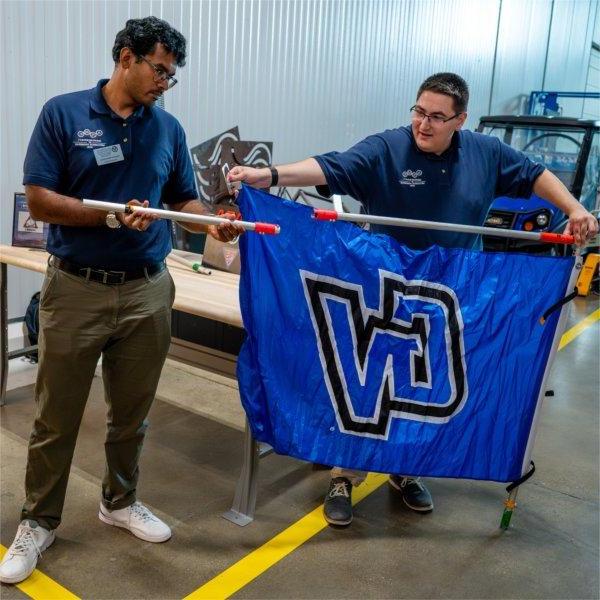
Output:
[112, 16, 187, 67]
[417, 72, 469, 113]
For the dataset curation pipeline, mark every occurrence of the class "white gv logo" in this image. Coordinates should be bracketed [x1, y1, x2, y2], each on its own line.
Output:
[300, 270, 468, 440]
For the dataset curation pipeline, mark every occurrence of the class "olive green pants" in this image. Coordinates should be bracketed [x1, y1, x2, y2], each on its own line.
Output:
[21, 262, 175, 530]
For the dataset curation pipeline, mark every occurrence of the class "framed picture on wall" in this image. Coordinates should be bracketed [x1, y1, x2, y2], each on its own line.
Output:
[12, 192, 48, 249]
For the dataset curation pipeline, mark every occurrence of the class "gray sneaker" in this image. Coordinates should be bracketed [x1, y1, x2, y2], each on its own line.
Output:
[0, 520, 55, 584]
[323, 477, 353, 526]
[389, 476, 434, 512]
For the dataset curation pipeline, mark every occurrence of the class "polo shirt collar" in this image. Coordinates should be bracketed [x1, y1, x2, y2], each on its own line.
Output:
[89, 79, 146, 120]
[408, 126, 462, 160]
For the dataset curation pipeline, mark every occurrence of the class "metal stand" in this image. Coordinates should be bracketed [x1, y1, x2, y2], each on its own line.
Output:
[1, 263, 7, 405]
[222, 418, 273, 526]
[499, 251, 581, 531]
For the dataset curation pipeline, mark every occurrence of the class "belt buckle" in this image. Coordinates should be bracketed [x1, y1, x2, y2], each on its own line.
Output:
[104, 270, 126, 285]
[78, 267, 92, 280]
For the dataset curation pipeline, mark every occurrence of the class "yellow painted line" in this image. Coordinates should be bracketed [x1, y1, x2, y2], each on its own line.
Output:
[184, 473, 388, 600]
[0, 544, 80, 599]
[559, 307, 600, 350]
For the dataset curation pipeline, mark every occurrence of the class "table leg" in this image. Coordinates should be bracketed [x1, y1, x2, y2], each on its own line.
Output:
[1, 263, 8, 406]
[222, 418, 273, 526]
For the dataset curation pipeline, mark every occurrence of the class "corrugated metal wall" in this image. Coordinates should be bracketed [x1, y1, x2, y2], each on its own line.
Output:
[166, 0, 501, 161]
[583, 45, 599, 120]
[1, 0, 598, 317]
[489, 0, 554, 115]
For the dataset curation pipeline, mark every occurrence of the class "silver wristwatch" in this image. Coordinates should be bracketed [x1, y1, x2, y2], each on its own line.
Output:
[105, 211, 121, 229]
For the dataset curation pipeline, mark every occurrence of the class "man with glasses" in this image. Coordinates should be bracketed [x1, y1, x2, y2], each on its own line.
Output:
[0, 16, 240, 585]
[228, 72, 598, 527]
[138, 54, 179, 89]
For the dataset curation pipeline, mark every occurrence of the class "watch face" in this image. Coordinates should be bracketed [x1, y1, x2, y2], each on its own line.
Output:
[106, 212, 120, 228]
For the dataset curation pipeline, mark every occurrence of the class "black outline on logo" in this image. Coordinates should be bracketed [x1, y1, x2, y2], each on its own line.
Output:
[301, 270, 468, 439]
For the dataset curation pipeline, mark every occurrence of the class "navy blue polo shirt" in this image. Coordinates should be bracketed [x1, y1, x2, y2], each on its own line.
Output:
[314, 126, 545, 250]
[23, 79, 198, 269]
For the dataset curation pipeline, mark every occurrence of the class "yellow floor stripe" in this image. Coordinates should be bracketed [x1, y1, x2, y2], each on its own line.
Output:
[184, 473, 388, 600]
[0, 544, 80, 599]
[559, 307, 600, 350]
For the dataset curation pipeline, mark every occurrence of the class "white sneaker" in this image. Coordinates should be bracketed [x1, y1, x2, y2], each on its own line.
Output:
[98, 501, 171, 543]
[0, 520, 55, 584]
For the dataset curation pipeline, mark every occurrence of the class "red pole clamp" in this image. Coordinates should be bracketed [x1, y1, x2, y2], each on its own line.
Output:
[254, 222, 280, 235]
[539, 232, 575, 245]
[313, 209, 339, 221]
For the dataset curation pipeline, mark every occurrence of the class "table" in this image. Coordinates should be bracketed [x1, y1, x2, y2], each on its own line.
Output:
[0, 244, 266, 526]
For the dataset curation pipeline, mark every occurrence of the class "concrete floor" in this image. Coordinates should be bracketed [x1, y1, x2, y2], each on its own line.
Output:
[1, 296, 598, 599]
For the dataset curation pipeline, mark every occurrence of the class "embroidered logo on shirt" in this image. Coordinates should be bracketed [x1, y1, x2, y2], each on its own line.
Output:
[400, 169, 426, 187]
[223, 247, 239, 268]
[73, 128, 106, 148]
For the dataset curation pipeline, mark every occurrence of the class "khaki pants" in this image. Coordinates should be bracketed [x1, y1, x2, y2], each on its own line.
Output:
[21, 262, 175, 530]
[330, 468, 409, 486]
[330, 467, 367, 486]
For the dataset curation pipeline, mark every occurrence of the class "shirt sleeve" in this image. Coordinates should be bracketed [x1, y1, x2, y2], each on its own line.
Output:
[161, 125, 199, 204]
[313, 135, 386, 207]
[22, 103, 67, 191]
[495, 139, 546, 199]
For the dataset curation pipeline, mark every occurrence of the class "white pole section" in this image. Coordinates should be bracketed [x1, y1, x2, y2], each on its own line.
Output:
[83, 199, 280, 235]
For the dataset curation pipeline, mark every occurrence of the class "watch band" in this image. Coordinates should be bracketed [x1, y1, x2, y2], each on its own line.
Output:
[269, 167, 279, 187]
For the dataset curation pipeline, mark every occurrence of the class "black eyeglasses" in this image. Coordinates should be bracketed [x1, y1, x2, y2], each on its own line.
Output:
[410, 105, 461, 125]
[138, 55, 178, 89]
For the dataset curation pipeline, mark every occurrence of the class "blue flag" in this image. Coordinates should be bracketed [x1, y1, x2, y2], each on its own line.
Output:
[237, 186, 574, 482]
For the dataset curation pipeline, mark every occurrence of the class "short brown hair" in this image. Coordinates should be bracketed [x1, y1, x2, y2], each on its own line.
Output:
[417, 72, 469, 113]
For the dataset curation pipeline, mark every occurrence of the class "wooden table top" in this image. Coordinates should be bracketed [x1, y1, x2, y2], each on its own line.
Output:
[0, 245, 243, 328]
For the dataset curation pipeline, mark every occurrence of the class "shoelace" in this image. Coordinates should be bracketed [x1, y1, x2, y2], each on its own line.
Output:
[130, 502, 157, 523]
[399, 477, 423, 490]
[8, 525, 42, 558]
[328, 482, 350, 498]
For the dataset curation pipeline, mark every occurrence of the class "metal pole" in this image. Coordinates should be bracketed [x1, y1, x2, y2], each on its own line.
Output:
[500, 249, 581, 530]
[313, 209, 575, 245]
[82, 199, 280, 235]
